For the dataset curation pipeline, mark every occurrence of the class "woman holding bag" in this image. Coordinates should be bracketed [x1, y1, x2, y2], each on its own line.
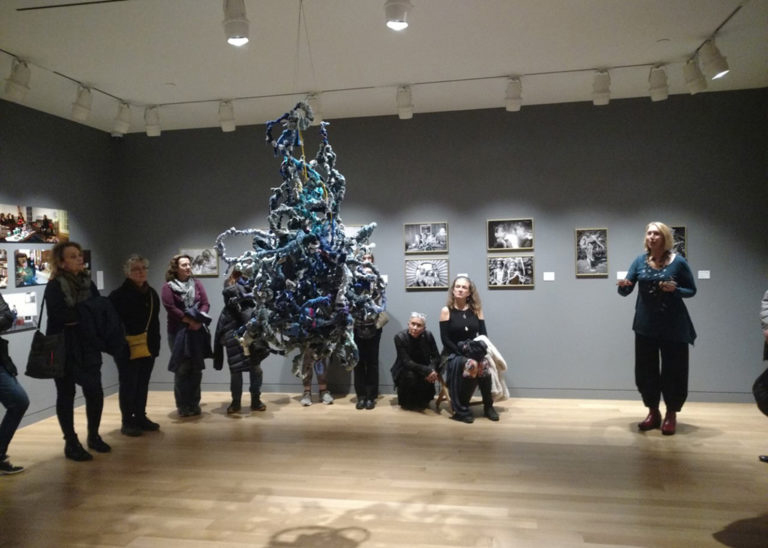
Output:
[44, 241, 109, 461]
[109, 255, 161, 437]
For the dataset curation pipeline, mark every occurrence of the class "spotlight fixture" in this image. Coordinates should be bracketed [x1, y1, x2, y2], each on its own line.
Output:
[306, 94, 323, 126]
[505, 77, 522, 112]
[223, 0, 249, 46]
[144, 106, 161, 137]
[699, 39, 729, 80]
[111, 102, 131, 136]
[396, 86, 413, 119]
[648, 66, 668, 102]
[592, 71, 610, 106]
[71, 86, 93, 122]
[683, 58, 707, 94]
[4, 59, 31, 102]
[385, 0, 412, 31]
[219, 101, 236, 132]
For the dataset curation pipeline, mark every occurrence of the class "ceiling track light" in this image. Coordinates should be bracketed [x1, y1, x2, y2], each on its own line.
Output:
[385, 0, 412, 31]
[396, 86, 413, 119]
[306, 94, 323, 126]
[219, 100, 236, 132]
[592, 71, 610, 106]
[144, 106, 161, 137]
[683, 58, 707, 95]
[111, 102, 131, 136]
[648, 66, 668, 102]
[71, 86, 92, 121]
[223, 0, 249, 46]
[699, 39, 729, 80]
[4, 58, 31, 102]
[505, 77, 522, 112]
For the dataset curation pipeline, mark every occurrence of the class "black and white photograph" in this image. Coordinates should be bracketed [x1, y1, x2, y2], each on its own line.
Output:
[487, 218, 534, 251]
[575, 228, 608, 277]
[405, 258, 449, 290]
[1, 290, 38, 333]
[181, 247, 219, 277]
[14, 248, 53, 287]
[0, 249, 7, 288]
[671, 225, 687, 259]
[404, 222, 448, 254]
[487, 256, 535, 288]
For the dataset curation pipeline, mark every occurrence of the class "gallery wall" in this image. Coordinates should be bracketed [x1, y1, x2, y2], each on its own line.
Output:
[0, 101, 125, 425]
[1, 88, 766, 426]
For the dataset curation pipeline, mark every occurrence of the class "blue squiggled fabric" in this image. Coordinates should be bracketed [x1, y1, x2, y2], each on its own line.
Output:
[215, 101, 386, 378]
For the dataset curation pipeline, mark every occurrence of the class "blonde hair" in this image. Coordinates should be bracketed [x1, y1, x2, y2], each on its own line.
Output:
[644, 222, 674, 254]
[446, 276, 482, 315]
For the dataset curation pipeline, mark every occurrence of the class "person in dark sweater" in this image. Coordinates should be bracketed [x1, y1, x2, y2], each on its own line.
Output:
[618, 221, 697, 436]
[391, 312, 439, 411]
[109, 255, 161, 437]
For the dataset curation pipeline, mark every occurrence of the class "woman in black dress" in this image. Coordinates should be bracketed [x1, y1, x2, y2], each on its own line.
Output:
[439, 275, 498, 423]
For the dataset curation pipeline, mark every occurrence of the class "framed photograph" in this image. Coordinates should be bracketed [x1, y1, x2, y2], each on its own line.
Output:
[1, 291, 38, 333]
[405, 258, 449, 290]
[180, 247, 219, 277]
[404, 222, 448, 254]
[575, 228, 608, 277]
[14, 248, 53, 287]
[0, 249, 7, 288]
[0, 203, 69, 243]
[487, 255, 534, 288]
[487, 218, 534, 251]
[671, 225, 687, 259]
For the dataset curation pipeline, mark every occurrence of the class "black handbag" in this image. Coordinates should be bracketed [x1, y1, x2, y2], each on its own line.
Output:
[753, 366, 768, 417]
[25, 294, 66, 379]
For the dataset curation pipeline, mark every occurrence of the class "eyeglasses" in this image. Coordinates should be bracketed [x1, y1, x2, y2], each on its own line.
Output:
[130, 266, 148, 272]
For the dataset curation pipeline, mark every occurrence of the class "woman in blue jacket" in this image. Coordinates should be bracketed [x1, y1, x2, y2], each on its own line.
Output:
[618, 222, 696, 436]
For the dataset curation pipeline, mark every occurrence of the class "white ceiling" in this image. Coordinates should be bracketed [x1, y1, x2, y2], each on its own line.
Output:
[1, 0, 766, 134]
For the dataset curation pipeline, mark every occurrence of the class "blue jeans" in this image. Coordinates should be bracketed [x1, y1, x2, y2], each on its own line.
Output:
[0, 367, 30, 459]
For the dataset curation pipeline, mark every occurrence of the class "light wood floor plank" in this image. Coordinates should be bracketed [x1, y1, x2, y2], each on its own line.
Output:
[1, 391, 767, 547]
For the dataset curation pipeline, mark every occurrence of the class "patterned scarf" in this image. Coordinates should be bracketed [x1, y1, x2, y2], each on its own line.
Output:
[58, 270, 92, 307]
[168, 277, 195, 308]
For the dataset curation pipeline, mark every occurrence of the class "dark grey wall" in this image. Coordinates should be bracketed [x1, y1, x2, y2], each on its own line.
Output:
[0, 101, 124, 425]
[2, 89, 767, 424]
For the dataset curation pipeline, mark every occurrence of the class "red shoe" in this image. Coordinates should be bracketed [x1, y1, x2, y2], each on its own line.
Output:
[638, 408, 661, 431]
[661, 412, 677, 436]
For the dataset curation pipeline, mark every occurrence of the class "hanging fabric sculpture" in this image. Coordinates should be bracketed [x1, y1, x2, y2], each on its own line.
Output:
[215, 101, 386, 379]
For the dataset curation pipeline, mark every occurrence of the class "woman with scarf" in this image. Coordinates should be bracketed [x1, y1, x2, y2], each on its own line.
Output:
[44, 241, 110, 461]
[109, 255, 161, 436]
[161, 254, 210, 417]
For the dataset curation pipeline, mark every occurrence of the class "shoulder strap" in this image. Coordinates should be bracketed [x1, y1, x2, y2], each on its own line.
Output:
[144, 292, 154, 332]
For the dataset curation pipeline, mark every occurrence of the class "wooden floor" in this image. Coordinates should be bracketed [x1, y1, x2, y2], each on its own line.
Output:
[1, 392, 767, 548]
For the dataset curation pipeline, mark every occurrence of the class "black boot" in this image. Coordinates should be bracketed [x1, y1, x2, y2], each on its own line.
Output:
[64, 437, 93, 462]
[87, 434, 112, 453]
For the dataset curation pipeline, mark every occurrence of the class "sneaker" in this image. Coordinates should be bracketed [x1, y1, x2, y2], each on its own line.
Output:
[120, 424, 142, 437]
[227, 403, 241, 414]
[64, 439, 93, 461]
[321, 390, 334, 405]
[365, 399, 376, 410]
[87, 435, 112, 453]
[137, 416, 160, 431]
[251, 400, 267, 412]
[300, 391, 312, 406]
[355, 399, 366, 410]
[0, 458, 24, 475]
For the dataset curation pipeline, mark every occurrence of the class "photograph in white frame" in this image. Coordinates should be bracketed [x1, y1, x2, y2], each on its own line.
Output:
[487, 218, 534, 251]
[404, 222, 448, 254]
[575, 228, 608, 277]
[405, 258, 449, 290]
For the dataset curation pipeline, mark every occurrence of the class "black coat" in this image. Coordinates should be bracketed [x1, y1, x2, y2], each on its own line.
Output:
[213, 283, 269, 373]
[109, 279, 161, 358]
